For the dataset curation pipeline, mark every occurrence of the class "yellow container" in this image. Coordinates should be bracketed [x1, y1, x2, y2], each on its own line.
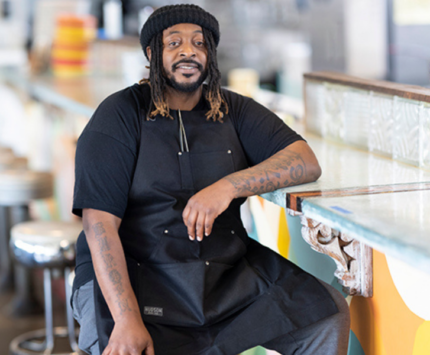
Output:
[51, 15, 96, 77]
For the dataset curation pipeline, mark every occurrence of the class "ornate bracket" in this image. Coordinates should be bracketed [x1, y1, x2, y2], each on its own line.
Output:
[289, 210, 373, 297]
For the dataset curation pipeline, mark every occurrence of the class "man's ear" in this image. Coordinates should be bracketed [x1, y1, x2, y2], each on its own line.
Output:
[146, 46, 151, 61]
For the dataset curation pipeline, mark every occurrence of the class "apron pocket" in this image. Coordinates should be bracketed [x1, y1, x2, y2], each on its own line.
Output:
[147, 227, 200, 263]
[178, 152, 194, 190]
[198, 226, 248, 265]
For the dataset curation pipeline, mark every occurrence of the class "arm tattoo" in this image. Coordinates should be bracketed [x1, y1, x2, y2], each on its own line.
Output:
[290, 165, 304, 182]
[225, 149, 307, 196]
[92, 222, 106, 238]
[99, 236, 110, 252]
[101, 253, 116, 268]
[90, 221, 134, 317]
[109, 270, 122, 284]
[117, 298, 132, 315]
[91, 222, 111, 252]
[115, 284, 125, 295]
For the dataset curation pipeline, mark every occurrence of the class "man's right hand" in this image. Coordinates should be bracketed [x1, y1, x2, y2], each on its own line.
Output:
[102, 317, 154, 355]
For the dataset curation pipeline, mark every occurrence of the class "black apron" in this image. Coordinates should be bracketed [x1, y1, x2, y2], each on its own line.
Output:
[94, 105, 338, 355]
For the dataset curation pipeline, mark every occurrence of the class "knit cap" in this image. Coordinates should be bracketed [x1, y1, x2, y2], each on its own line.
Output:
[140, 4, 220, 59]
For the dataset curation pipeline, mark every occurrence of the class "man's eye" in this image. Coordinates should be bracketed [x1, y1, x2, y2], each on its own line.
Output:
[169, 41, 179, 47]
[195, 41, 204, 46]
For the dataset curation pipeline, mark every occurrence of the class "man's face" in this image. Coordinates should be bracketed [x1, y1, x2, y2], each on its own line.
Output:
[161, 23, 208, 93]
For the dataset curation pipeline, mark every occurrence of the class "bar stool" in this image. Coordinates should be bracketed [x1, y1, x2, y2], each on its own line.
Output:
[0, 169, 53, 315]
[9, 220, 83, 355]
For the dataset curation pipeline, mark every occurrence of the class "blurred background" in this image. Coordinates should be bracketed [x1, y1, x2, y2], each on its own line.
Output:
[3, 0, 430, 92]
[1, 0, 430, 354]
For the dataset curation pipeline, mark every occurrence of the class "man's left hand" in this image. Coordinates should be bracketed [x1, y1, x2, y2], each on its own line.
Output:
[182, 179, 235, 241]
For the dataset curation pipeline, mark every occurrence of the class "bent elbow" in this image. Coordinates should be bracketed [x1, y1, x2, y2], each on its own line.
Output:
[308, 161, 322, 183]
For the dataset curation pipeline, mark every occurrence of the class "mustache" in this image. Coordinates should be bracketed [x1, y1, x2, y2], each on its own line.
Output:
[172, 59, 203, 72]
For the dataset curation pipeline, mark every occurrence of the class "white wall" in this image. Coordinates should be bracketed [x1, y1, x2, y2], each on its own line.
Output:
[345, 0, 388, 80]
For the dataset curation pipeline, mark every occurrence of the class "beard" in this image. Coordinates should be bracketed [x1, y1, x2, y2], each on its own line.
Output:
[164, 59, 208, 93]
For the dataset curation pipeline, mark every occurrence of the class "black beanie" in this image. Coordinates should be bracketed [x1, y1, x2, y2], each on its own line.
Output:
[140, 4, 220, 60]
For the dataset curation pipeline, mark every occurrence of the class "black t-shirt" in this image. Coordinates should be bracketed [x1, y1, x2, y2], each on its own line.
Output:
[72, 83, 304, 292]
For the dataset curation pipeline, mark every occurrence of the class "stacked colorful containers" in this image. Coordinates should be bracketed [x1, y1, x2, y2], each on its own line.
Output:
[51, 15, 96, 77]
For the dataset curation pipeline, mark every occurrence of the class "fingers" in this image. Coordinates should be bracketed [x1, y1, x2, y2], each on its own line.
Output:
[204, 213, 214, 237]
[183, 205, 197, 240]
[183, 203, 215, 241]
[182, 204, 190, 229]
[195, 212, 206, 242]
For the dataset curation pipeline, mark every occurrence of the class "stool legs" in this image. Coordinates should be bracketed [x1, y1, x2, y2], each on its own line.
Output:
[9, 267, 81, 355]
[41, 268, 79, 353]
[44, 268, 55, 353]
[7, 205, 43, 317]
[0, 205, 13, 292]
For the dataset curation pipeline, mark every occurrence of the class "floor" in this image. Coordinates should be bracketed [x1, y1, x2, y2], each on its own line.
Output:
[0, 271, 78, 355]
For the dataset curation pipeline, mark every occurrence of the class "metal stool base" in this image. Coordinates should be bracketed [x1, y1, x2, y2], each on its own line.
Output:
[9, 326, 81, 355]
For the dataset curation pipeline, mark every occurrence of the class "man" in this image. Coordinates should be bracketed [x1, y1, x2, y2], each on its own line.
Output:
[72, 4, 349, 355]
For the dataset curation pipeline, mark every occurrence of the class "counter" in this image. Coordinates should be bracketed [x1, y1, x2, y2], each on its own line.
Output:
[1, 68, 125, 117]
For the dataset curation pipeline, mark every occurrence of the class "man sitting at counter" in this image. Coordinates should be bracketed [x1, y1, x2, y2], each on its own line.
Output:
[71, 4, 350, 355]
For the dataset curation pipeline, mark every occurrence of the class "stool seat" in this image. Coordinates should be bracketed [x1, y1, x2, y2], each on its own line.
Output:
[0, 170, 53, 205]
[11, 221, 82, 268]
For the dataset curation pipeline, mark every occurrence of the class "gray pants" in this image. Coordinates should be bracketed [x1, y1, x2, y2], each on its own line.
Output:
[72, 280, 350, 355]
[72, 281, 100, 355]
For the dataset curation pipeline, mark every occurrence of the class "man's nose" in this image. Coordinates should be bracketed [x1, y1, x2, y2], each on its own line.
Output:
[180, 42, 196, 57]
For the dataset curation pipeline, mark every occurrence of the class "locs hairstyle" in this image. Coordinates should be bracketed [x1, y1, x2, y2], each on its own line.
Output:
[140, 28, 228, 122]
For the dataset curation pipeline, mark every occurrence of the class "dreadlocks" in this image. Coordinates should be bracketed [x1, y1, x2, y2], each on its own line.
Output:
[140, 28, 228, 122]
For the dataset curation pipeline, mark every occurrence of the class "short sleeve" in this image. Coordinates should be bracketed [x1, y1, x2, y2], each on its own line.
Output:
[72, 87, 142, 218]
[225, 90, 304, 166]
[72, 130, 137, 218]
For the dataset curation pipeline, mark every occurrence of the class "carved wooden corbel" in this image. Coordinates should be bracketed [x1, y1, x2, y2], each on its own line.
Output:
[288, 209, 373, 297]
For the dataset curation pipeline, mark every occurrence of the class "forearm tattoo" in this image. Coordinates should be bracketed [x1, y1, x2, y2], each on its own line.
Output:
[92, 222, 133, 316]
[101, 253, 116, 268]
[225, 149, 307, 196]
